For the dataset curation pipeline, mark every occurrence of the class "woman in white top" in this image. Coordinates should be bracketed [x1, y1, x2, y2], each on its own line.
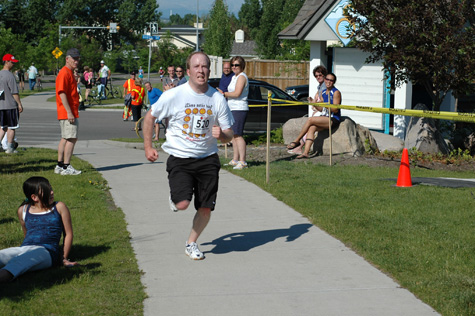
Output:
[217, 56, 249, 170]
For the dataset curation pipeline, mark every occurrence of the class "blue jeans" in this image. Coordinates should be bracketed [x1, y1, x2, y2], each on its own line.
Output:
[0, 245, 52, 279]
[29, 78, 36, 90]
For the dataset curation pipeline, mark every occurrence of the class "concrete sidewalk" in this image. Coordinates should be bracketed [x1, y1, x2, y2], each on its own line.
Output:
[54, 139, 438, 316]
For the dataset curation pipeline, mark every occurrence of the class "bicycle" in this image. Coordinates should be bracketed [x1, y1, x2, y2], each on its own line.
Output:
[106, 79, 122, 99]
[135, 111, 166, 140]
[36, 75, 42, 91]
[85, 85, 102, 107]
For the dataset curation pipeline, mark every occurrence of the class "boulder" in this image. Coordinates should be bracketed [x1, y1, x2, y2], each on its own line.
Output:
[282, 116, 378, 156]
[404, 103, 450, 154]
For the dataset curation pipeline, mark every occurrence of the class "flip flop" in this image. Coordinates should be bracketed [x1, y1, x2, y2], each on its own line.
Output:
[296, 154, 309, 159]
[286, 141, 300, 150]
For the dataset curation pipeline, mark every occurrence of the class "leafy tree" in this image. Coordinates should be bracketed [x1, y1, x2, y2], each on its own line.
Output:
[238, 0, 262, 40]
[278, 0, 308, 60]
[202, 0, 232, 58]
[347, 0, 475, 111]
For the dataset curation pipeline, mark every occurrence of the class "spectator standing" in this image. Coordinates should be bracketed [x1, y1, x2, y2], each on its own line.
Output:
[83, 66, 93, 102]
[162, 65, 178, 90]
[175, 66, 187, 86]
[217, 56, 249, 170]
[144, 81, 163, 141]
[131, 79, 145, 124]
[27, 62, 38, 90]
[122, 71, 136, 121]
[16, 67, 25, 92]
[54, 48, 82, 176]
[0, 54, 23, 154]
[143, 52, 234, 260]
[218, 61, 233, 92]
[0, 176, 78, 283]
[98, 60, 110, 99]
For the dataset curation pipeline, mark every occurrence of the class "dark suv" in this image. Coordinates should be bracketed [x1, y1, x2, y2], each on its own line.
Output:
[208, 78, 307, 132]
[285, 84, 309, 101]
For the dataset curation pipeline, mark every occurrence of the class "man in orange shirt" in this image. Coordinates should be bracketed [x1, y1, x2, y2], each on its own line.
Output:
[131, 79, 145, 128]
[123, 71, 136, 120]
[54, 48, 82, 176]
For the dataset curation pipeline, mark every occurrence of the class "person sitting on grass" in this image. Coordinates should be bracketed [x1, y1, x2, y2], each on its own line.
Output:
[0, 176, 78, 283]
[286, 73, 342, 159]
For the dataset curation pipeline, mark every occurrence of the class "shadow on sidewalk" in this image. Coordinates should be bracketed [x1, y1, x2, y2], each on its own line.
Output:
[96, 163, 147, 171]
[202, 223, 312, 254]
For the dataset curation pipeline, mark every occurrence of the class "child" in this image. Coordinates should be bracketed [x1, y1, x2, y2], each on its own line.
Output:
[0, 177, 78, 283]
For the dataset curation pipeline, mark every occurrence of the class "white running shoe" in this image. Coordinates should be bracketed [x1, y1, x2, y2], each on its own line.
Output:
[185, 242, 204, 260]
[169, 195, 178, 212]
[60, 165, 82, 176]
[54, 165, 63, 174]
[233, 161, 248, 170]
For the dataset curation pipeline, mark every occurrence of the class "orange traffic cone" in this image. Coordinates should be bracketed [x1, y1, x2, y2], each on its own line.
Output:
[396, 148, 412, 187]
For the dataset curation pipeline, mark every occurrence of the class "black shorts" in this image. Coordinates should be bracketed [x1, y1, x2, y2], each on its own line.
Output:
[231, 110, 248, 136]
[0, 109, 19, 129]
[166, 153, 221, 211]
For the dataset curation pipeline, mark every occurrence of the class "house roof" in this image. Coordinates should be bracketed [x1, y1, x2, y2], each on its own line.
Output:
[278, 0, 338, 40]
[230, 40, 258, 58]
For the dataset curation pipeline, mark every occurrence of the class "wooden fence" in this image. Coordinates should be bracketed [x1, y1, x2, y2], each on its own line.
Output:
[244, 60, 310, 90]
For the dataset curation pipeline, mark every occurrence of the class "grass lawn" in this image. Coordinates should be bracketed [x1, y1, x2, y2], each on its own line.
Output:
[222, 159, 474, 316]
[0, 148, 145, 315]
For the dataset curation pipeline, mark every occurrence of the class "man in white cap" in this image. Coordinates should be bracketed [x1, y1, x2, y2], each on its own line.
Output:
[98, 60, 110, 99]
[0, 54, 23, 154]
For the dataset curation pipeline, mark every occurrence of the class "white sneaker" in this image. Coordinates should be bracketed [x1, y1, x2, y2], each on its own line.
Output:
[60, 165, 82, 176]
[54, 165, 63, 174]
[225, 159, 239, 166]
[185, 242, 204, 260]
[233, 161, 248, 170]
[5, 148, 18, 154]
[169, 195, 178, 212]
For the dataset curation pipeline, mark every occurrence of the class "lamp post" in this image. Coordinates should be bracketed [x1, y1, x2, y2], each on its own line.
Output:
[196, 0, 199, 52]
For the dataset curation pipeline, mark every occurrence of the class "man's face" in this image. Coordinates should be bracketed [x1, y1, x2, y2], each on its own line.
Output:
[176, 67, 184, 79]
[130, 74, 136, 80]
[66, 56, 80, 71]
[167, 66, 175, 77]
[145, 83, 152, 91]
[314, 72, 324, 84]
[223, 63, 231, 75]
[187, 53, 210, 88]
[4, 60, 16, 70]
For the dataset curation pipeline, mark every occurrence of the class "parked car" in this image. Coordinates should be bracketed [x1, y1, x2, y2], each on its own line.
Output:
[208, 78, 308, 132]
[285, 84, 310, 101]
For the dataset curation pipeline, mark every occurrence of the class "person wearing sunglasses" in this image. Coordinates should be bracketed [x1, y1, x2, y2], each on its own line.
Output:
[286, 72, 341, 159]
[175, 66, 187, 86]
[217, 56, 249, 170]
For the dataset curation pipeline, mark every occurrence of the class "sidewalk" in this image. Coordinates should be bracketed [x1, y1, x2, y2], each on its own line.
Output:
[63, 139, 438, 316]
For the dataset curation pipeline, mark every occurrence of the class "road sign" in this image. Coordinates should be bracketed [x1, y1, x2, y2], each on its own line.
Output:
[52, 47, 63, 59]
[142, 35, 160, 40]
[142, 34, 152, 40]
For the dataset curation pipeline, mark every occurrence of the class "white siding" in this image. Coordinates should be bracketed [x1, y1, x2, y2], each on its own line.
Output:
[333, 48, 385, 130]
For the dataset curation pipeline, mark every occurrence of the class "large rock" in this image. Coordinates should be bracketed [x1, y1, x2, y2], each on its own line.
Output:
[404, 103, 450, 154]
[283, 116, 378, 156]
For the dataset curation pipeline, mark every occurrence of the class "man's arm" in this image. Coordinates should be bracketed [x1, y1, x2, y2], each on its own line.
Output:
[59, 92, 75, 122]
[143, 111, 159, 162]
[12, 94, 23, 113]
[212, 126, 233, 143]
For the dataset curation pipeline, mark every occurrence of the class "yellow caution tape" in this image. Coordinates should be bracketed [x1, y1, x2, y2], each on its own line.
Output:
[246, 99, 475, 123]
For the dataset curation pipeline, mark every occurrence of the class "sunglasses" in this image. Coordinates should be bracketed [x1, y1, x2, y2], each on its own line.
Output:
[314, 74, 324, 78]
[325, 77, 335, 82]
[176, 70, 183, 72]
[231, 64, 241, 67]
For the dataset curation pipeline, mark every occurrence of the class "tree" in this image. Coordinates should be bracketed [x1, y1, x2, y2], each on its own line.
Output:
[202, 0, 232, 58]
[238, 0, 262, 40]
[347, 0, 475, 111]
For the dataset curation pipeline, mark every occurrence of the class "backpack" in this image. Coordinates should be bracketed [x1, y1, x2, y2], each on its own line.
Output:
[124, 93, 132, 106]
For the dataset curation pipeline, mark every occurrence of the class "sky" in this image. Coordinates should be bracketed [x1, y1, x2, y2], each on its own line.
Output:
[157, 0, 246, 19]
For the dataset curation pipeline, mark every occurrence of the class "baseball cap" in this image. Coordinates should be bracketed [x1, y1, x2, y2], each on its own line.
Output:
[3, 54, 19, 63]
[100, 60, 105, 64]
[131, 71, 136, 75]
[66, 48, 80, 58]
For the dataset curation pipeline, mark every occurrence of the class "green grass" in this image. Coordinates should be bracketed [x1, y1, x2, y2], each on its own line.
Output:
[221, 159, 475, 316]
[0, 148, 145, 315]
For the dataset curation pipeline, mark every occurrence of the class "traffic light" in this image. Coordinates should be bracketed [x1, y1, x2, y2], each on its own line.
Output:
[108, 23, 120, 33]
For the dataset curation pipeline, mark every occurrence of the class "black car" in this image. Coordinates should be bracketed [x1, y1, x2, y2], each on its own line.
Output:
[285, 84, 310, 101]
[208, 78, 308, 132]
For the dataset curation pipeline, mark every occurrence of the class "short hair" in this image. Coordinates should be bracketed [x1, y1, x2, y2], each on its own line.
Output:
[230, 56, 246, 71]
[313, 65, 328, 77]
[186, 52, 211, 70]
[144, 81, 151, 86]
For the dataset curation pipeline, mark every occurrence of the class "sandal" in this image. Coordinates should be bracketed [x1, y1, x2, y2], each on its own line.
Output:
[286, 141, 300, 150]
[296, 154, 309, 159]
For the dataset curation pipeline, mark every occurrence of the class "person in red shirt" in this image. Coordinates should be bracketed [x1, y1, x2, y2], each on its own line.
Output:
[131, 79, 145, 126]
[122, 71, 136, 121]
[54, 48, 82, 176]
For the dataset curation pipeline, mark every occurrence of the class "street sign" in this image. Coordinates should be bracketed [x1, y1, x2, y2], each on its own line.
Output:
[142, 34, 152, 40]
[52, 47, 63, 59]
[142, 35, 160, 40]
[152, 35, 160, 40]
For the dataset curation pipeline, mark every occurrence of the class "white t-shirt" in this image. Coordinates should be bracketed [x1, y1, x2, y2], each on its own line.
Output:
[99, 65, 109, 78]
[151, 82, 234, 159]
[227, 72, 249, 111]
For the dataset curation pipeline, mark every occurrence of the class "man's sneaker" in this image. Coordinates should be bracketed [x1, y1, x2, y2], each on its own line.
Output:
[185, 242, 204, 260]
[54, 165, 63, 174]
[5, 147, 18, 154]
[169, 195, 178, 212]
[60, 165, 82, 176]
[233, 161, 248, 170]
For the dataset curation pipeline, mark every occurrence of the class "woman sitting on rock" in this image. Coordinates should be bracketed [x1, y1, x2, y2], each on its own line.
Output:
[286, 72, 342, 159]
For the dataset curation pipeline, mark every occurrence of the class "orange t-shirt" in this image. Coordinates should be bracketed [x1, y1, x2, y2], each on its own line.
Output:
[123, 79, 136, 94]
[131, 87, 145, 106]
[56, 66, 79, 120]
